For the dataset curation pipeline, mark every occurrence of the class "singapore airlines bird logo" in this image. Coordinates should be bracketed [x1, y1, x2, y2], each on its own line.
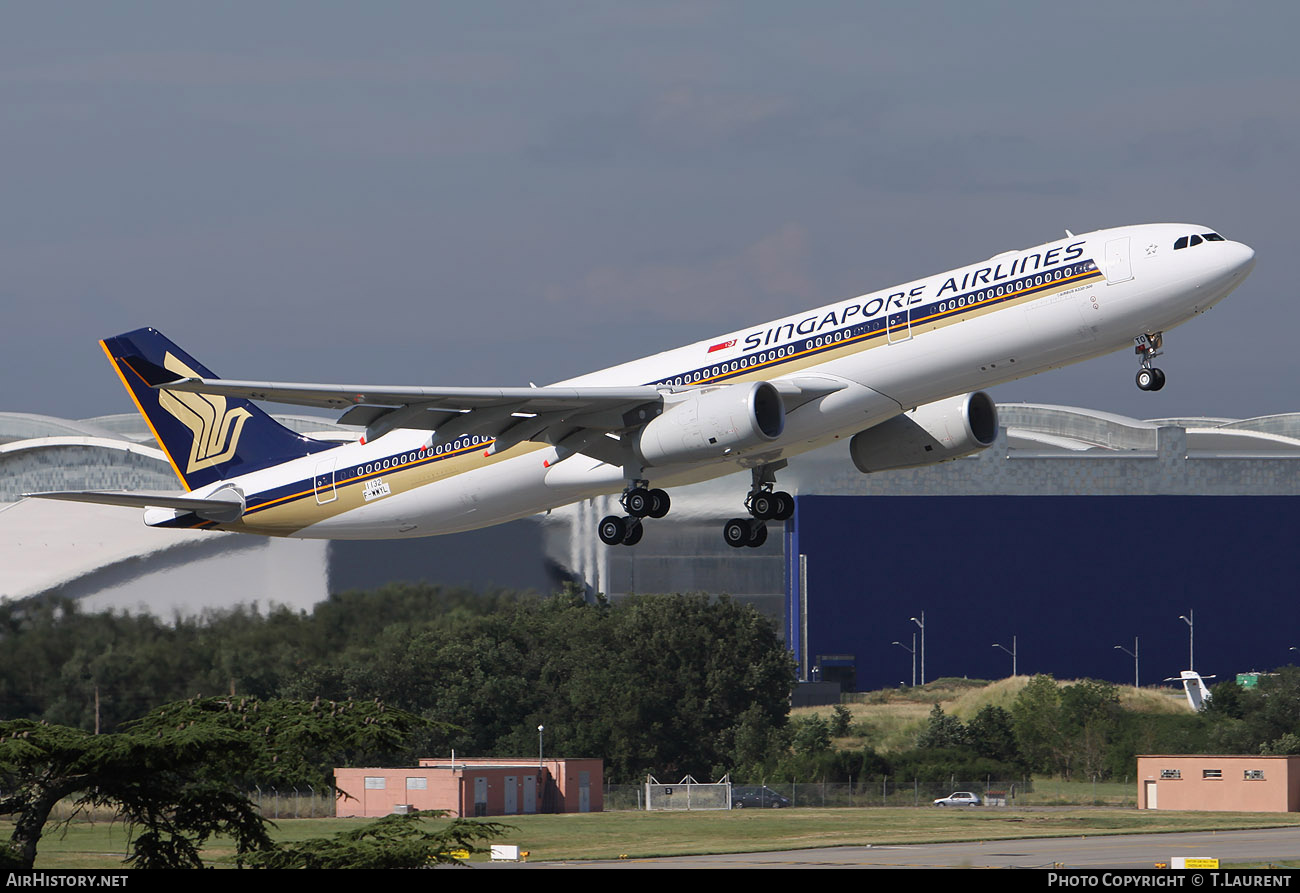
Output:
[157, 352, 252, 474]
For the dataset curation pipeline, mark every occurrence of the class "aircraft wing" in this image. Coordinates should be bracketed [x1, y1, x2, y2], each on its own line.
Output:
[158, 377, 664, 413]
[155, 373, 845, 465]
[156, 375, 666, 462]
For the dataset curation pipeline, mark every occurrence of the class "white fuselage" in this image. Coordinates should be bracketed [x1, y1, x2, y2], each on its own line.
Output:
[186, 223, 1255, 539]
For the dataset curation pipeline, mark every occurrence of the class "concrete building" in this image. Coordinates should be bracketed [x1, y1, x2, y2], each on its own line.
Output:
[1137, 756, 1300, 812]
[335, 757, 602, 817]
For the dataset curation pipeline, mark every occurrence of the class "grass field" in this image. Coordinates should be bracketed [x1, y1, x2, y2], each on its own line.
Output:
[797, 675, 1191, 755]
[7, 680, 1210, 868]
[13, 806, 1300, 868]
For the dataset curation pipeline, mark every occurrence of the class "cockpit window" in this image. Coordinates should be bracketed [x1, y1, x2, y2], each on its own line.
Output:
[1175, 232, 1225, 250]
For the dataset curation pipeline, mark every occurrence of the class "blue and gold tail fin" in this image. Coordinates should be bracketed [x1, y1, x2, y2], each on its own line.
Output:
[101, 328, 334, 491]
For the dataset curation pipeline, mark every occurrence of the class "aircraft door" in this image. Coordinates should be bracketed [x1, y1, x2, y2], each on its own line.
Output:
[1105, 237, 1133, 285]
[886, 301, 912, 344]
[313, 458, 337, 505]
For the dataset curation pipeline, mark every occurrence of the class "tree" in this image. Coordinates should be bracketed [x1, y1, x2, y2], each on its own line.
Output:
[916, 704, 968, 749]
[0, 697, 429, 870]
[966, 705, 1022, 768]
[791, 714, 832, 755]
[1011, 674, 1065, 775]
[241, 812, 510, 869]
[829, 705, 853, 737]
[0, 716, 269, 869]
[1059, 679, 1121, 779]
[284, 592, 796, 781]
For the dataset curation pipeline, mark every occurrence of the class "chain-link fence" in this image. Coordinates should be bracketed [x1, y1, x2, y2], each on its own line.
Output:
[247, 786, 334, 818]
[605, 778, 1032, 810]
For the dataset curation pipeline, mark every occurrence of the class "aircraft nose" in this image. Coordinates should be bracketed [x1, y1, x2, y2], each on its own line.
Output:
[1227, 241, 1257, 279]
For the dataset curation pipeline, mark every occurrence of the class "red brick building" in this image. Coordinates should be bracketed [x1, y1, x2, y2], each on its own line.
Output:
[335, 757, 602, 818]
[1137, 755, 1300, 812]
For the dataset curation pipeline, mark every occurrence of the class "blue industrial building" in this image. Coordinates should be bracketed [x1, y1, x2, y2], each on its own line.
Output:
[786, 493, 1298, 693]
[7, 401, 1300, 698]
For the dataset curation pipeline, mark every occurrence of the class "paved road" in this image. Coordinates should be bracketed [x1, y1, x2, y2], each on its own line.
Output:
[480, 827, 1300, 869]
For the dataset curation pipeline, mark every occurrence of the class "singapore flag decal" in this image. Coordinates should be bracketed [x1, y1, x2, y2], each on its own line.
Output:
[707, 339, 736, 353]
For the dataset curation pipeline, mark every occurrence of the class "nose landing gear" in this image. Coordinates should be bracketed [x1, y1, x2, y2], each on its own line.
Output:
[1134, 332, 1166, 391]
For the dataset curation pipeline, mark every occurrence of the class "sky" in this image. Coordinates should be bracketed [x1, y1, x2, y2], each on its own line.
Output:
[3, 2, 1298, 423]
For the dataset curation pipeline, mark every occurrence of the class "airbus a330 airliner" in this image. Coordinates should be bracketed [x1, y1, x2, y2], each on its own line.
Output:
[33, 223, 1255, 548]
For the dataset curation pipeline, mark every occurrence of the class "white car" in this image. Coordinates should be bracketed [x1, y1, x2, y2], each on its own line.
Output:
[933, 792, 982, 807]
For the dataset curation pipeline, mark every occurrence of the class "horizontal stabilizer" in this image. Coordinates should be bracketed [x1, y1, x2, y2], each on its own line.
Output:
[25, 489, 245, 523]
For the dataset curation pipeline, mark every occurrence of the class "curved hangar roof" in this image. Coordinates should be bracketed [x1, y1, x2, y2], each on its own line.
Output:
[3, 404, 1300, 606]
[998, 404, 1300, 455]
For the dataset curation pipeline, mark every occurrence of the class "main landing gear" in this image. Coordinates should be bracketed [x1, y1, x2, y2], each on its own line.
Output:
[724, 463, 794, 549]
[1134, 332, 1166, 392]
[598, 481, 671, 546]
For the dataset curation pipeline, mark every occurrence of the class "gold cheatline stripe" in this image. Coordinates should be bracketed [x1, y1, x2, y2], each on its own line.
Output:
[243, 440, 488, 516]
[178, 265, 1101, 530]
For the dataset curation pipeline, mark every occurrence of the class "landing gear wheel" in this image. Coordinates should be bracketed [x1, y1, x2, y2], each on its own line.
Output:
[598, 515, 627, 546]
[773, 491, 795, 521]
[746, 521, 768, 548]
[724, 518, 751, 549]
[623, 487, 652, 518]
[749, 492, 777, 520]
[622, 518, 644, 546]
[1134, 333, 1166, 392]
[647, 488, 671, 519]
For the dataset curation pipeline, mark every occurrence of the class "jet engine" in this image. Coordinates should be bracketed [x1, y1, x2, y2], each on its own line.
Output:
[633, 381, 785, 467]
[849, 391, 998, 473]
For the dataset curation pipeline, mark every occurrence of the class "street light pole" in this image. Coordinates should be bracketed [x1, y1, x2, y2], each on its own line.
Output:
[992, 635, 1017, 677]
[892, 635, 917, 687]
[1114, 637, 1139, 688]
[538, 724, 544, 768]
[910, 612, 926, 686]
[1178, 610, 1194, 671]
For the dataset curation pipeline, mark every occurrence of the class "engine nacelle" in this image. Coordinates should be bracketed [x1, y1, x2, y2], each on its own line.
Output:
[633, 381, 785, 468]
[849, 391, 998, 473]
